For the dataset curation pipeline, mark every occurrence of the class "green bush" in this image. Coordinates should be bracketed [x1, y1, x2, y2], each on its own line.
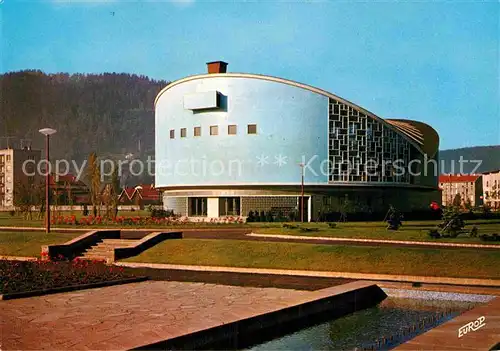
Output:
[247, 211, 255, 222]
[259, 210, 266, 222]
[327, 222, 337, 228]
[266, 211, 274, 222]
[428, 228, 441, 239]
[440, 206, 465, 237]
[480, 233, 500, 241]
[299, 227, 320, 233]
[470, 226, 479, 237]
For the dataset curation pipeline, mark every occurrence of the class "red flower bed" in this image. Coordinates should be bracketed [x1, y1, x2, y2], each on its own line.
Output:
[50, 215, 245, 226]
[0, 259, 136, 295]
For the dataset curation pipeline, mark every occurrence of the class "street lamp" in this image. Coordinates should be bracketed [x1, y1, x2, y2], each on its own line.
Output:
[299, 163, 305, 222]
[39, 128, 57, 233]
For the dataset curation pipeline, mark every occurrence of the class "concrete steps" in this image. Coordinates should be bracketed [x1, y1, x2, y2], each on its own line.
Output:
[77, 239, 139, 262]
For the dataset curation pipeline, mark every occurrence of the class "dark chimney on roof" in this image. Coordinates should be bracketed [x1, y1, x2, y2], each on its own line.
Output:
[206, 61, 228, 74]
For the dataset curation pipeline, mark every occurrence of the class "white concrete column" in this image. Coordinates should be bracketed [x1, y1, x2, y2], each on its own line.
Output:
[307, 196, 312, 222]
[207, 197, 219, 218]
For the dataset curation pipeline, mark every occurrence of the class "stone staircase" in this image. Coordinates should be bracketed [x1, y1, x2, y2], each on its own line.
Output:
[76, 239, 139, 262]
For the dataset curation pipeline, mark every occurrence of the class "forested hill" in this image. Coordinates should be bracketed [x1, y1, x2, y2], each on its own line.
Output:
[0, 70, 168, 162]
[439, 145, 500, 174]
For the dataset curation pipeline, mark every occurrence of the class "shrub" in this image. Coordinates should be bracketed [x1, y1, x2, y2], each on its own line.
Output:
[247, 211, 255, 222]
[259, 210, 266, 222]
[440, 206, 465, 237]
[8, 210, 15, 217]
[266, 211, 274, 222]
[0, 259, 135, 295]
[282, 223, 298, 229]
[149, 208, 173, 218]
[299, 227, 319, 233]
[274, 211, 287, 222]
[470, 226, 479, 237]
[386, 206, 403, 230]
[327, 222, 337, 228]
[428, 228, 441, 239]
[480, 233, 500, 242]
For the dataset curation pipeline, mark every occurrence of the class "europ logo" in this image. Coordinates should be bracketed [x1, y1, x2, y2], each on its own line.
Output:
[458, 316, 486, 338]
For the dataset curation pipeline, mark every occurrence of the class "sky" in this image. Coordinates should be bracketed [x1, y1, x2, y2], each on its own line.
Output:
[1, 0, 499, 150]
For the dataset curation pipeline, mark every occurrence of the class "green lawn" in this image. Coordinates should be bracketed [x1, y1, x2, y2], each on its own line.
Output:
[0, 231, 81, 257]
[125, 239, 500, 279]
[254, 222, 500, 245]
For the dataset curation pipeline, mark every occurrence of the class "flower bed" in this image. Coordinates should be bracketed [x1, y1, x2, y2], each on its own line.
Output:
[50, 215, 246, 226]
[0, 258, 138, 295]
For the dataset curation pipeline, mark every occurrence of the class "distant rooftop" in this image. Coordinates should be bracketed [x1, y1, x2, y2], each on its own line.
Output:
[439, 174, 481, 183]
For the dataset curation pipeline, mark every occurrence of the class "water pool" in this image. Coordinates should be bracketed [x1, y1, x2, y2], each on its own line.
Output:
[247, 297, 480, 350]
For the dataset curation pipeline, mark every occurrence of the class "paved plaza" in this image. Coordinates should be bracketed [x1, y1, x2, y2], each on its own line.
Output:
[1, 280, 370, 350]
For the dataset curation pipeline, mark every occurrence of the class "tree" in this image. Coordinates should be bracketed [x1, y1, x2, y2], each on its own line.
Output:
[64, 180, 74, 213]
[101, 164, 121, 220]
[386, 205, 403, 230]
[110, 164, 121, 219]
[339, 195, 355, 222]
[87, 152, 101, 217]
[439, 206, 465, 237]
[452, 193, 462, 208]
[1, 71, 168, 164]
[464, 198, 473, 211]
[13, 181, 43, 220]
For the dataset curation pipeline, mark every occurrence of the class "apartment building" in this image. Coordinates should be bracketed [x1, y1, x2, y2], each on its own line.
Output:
[438, 174, 483, 207]
[483, 170, 500, 210]
[0, 148, 42, 209]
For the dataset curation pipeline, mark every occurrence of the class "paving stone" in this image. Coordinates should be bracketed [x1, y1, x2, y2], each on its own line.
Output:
[3, 280, 366, 350]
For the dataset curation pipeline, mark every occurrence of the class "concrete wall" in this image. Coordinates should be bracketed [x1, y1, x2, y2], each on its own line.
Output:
[155, 76, 329, 187]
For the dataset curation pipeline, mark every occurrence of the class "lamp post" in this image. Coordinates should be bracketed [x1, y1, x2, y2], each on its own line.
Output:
[39, 128, 57, 234]
[299, 163, 305, 222]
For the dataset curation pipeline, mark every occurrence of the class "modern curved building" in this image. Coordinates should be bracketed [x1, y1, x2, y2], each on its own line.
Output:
[155, 61, 440, 221]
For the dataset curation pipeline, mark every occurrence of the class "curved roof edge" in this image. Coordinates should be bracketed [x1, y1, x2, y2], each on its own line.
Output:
[386, 119, 439, 158]
[155, 73, 427, 154]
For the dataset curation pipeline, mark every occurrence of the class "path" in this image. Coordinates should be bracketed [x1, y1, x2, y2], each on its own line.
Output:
[1, 280, 371, 350]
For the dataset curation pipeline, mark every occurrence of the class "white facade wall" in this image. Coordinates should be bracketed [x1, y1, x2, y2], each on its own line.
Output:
[155, 76, 329, 187]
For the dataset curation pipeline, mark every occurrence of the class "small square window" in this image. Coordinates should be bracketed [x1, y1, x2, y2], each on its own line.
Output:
[194, 126, 201, 137]
[247, 124, 257, 134]
[181, 128, 187, 138]
[170, 130, 175, 139]
[210, 125, 218, 136]
[228, 125, 237, 135]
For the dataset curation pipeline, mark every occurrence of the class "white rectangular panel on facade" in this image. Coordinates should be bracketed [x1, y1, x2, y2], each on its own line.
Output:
[183, 91, 219, 110]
